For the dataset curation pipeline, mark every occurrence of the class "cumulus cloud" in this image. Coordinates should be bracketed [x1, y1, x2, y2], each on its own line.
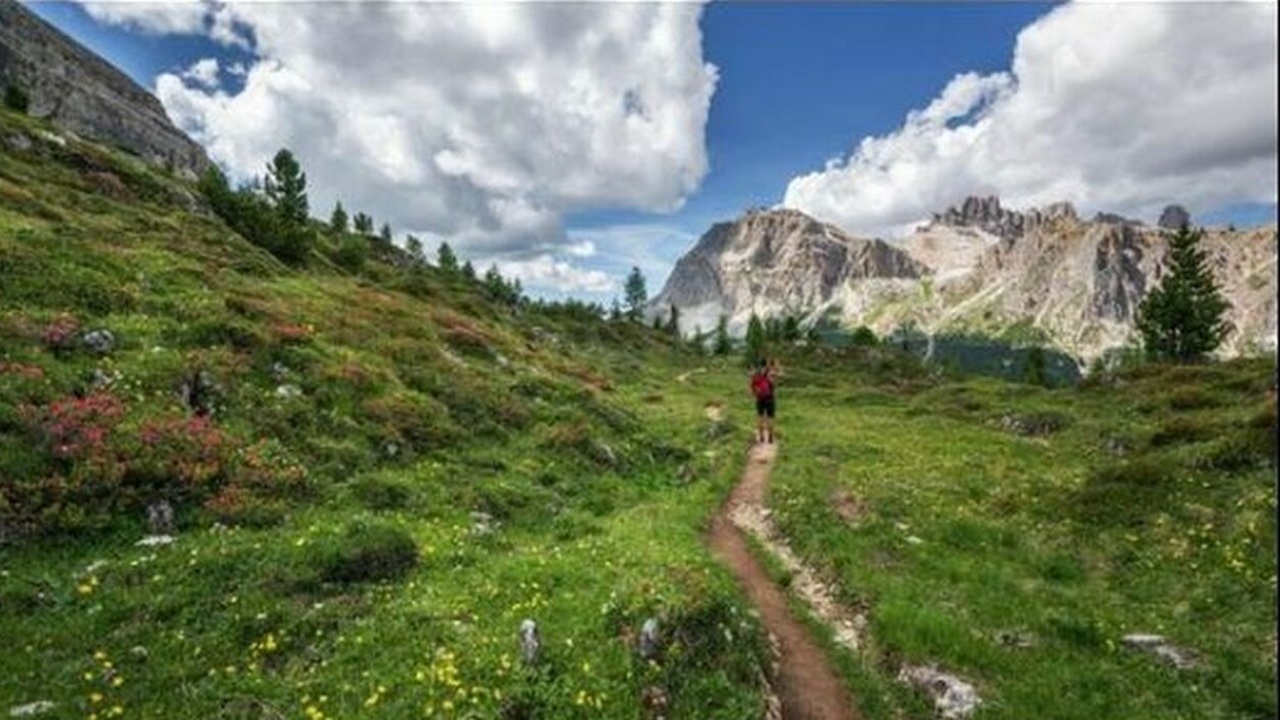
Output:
[784, 2, 1278, 238]
[84, 1, 717, 263]
[180, 58, 219, 89]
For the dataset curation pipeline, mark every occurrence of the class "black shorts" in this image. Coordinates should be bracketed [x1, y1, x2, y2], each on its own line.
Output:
[755, 396, 775, 418]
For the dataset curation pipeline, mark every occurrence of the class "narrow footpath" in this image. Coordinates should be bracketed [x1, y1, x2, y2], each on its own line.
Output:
[708, 442, 862, 720]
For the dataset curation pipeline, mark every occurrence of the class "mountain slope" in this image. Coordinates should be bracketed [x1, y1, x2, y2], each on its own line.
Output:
[650, 208, 928, 335]
[0, 0, 210, 174]
[656, 198, 1277, 362]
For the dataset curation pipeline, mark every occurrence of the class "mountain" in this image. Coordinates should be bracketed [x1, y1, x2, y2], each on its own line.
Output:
[649, 207, 928, 336]
[655, 198, 1278, 362]
[0, 0, 210, 175]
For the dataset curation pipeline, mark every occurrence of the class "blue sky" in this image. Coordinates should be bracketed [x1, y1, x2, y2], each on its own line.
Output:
[26, 2, 1280, 301]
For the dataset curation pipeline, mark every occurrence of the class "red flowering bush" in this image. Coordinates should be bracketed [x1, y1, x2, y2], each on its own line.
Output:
[41, 315, 80, 353]
[205, 438, 309, 526]
[128, 415, 227, 501]
[272, 322, 315, 345]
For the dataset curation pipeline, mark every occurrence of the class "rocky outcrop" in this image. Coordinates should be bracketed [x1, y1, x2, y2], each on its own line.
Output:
[660, 195, 1277, 363]
[928, 195, 1078, 240]
[0, 0, 209, 175]
[650, 208, 927, 334]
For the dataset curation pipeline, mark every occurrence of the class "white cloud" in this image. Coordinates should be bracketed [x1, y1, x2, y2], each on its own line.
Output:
[80, 1, 207, 36]
[784, 2, 1278, 238]
[493, 255, 617, 295]
[85, 1, 717, 260]
[180, 58, 219, 89]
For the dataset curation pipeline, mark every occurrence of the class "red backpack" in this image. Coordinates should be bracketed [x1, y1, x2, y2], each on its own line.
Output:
[751, 370, 773, 399]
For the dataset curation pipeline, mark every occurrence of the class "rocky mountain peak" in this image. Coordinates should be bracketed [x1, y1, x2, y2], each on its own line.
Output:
[930, 195, 1079, 240]
[0, 0, 210, 175]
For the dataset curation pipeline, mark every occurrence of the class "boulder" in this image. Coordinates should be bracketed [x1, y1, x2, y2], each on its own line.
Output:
[1157, 205, 1191, 230]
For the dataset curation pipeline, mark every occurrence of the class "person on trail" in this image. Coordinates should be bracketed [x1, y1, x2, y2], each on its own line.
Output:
[750, 358, 776, 444]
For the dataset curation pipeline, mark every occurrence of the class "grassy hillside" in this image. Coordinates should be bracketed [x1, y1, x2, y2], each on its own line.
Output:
[2, 104, 1275, 720]
[0, 108, 772, 718]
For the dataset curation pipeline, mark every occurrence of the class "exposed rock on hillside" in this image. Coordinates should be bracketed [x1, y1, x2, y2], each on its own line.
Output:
[656, 197, 1277, 362]
[0, 0, 210, 175]
[650, 208, 928, 335]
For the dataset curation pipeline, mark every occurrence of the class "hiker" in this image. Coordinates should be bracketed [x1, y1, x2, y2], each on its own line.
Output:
[750, 358, 776, 444]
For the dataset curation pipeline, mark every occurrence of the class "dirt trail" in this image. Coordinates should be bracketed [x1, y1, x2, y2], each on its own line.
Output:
[708, 442, 862, 720]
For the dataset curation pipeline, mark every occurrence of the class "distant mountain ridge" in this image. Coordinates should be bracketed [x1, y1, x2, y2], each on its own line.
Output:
[652, 198, 1278, 362]
[0, 0, 210, 175]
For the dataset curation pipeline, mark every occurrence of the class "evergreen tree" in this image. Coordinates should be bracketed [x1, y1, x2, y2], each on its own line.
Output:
[609, 298, 623, 322]
[263, 149, 308, 226]
[652, 315, 663, 331]
[782, 315, 802, 342]
[353, 212, 374, 234]
[437, 242, 459, 273]
[4, 84, 30, 114]
[1136, 225, 1231, 362]
[665, 303, 681, 337]
[744, 312, 766, 363]
[461, 260, 477, 282]
[713, 314, 732, 356]
[329, 201, 348, 234]
[379, 223, 393, 244]
[1024, 345, 1047, 386]
[623, 266, 647, 321]
[483, 264, 506, 299]
[405, 235, 423, 262]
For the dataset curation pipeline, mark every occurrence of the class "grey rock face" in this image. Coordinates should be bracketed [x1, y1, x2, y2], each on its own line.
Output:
[1157, 205, 1192, 230]
[930, 195, 1078, 240]
[650, 207, 928, 334]
[0, 0, 210, 174]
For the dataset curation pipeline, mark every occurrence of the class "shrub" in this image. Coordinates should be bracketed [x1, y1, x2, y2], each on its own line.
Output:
[1074, 459, 1174, 526]
[350, 473, 416, 511]
[316, 521, 418, 584]
[1150, 416, 1219, 447]
[4, 84, 29, 114]
[41, 315, 80, 354]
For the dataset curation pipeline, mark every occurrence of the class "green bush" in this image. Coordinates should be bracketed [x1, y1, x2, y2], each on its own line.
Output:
[1150, 415, 1219, 447]
[4, 85, 29, 114]
[315, 521, 418, 584]
[350, 473, 416, 511]
[1074, 458, 1174, 526]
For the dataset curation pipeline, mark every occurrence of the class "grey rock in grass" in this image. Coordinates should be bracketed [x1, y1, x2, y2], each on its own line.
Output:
[638, 617, 661, 661]
[469, 511, 498, 537]
[1122, 633, 1197, 669]
[147, 500, 174, 535]
[135, 534, 175, 547]
[179, 370, 217, 416]
[8, 701, 56, 717]
[82, 329, 115, 354]
[275, 384, 302, 399]
[897, 664, 981, 719]
[518, 618, 540, 665]
[270, 361, 290, 381]
[6, 133, 32, 152]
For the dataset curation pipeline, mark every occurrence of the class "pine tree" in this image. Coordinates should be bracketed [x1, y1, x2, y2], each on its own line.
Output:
[665, 303, 681, 337]
[329, 201, 348, 234]
[405, 235, 423, 262]
[744, 312, 766, 363]
[353, 213, 374, 234]
[379, 223, 393, 244]
[1136, 225, 1231, 362]
[437, 242, 459, 273]
[713, 314, 732, 356]
[461, 260, 477, 282]
[623, 266, 647, 321]
[263, 149, 308, 226]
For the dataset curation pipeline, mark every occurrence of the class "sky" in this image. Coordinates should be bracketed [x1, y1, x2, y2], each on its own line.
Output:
[25, 1, 1280, 304]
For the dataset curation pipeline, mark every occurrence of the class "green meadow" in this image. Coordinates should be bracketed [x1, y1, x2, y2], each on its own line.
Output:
[2, 105, 1275, 719]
